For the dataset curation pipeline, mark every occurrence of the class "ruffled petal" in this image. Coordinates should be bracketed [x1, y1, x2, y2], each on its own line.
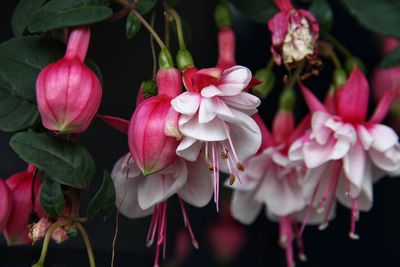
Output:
[171, 92, 201, 115]
[217, 66, 252, 96]
[369, 144, 400, 173]
[176, 136, 202, 162]
[311, 111, 333, 145]
[222, 92, 261, 114]
[357, 125, 373, 150]
[138, 159, 187, 209]
[369, 124, 398, 152]
[198, 98, 216, 124]
[268, 12, 288, 46]
[204, 97, 235, 122]
[201, 84, 223, 98]
[179, 115, 227, 141]
[343, 141, 366, 192]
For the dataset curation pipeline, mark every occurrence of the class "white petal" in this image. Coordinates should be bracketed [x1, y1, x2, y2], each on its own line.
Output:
[176, 136, 202, 162]
[218, 66, 251, 96]
[369, 124, 398, 152]
[171, 92, 201, 115]
[201, 84, 223, 98]
[330, 138, 352, 160]
[230, 190, 262, 225]
[138, 159, 187, 209]
[179, 115, 227, 141]
[369, 144, 400, 173]
[178, 159, 213, 207]
[222, 92, 261, 114]
[293, 203, 336, 225]
[204, 97, 235, 122]
[303, 139, 334, 168]
[198, 98, 216, 124]
[111, 154, 153, 218]
[256, 168, 306, 216]
[224, 109, 261, 134]
[343, 141, 366, 192]
[311, 112, 332, 145]
[357, 125, 373, 150]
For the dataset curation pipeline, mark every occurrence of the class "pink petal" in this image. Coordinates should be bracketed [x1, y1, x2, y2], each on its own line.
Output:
[97, 114, 129, 134]
[192, 69, 220, 92]
[138, 159, 187, 210]
[178, 160, 213, 207]
[288, 114, 311, 144]
[299, 83, 327, 113]
[336, 67, 369, 123]
[368, 90, 395, 124]
[274, 0, 294, 12]
[253, 114, 275, 150]
[0, 179, 12, 232]
[171, 92, 201, 115]
[298, 9, 320, 35]
[268, 12, 288, 46]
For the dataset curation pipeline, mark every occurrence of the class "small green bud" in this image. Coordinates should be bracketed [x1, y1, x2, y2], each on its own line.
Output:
[279, 87, 296, 112]
[159, 48, 174, 69]
[214, 1, 232, 29]
[345, 57, 366, 73]
[333, 68, 347, 88]
[176, 49, 194, 72]
[142, 80, 158, 98]
[251, 68, 275, 99]
[126, 13, 141, 39]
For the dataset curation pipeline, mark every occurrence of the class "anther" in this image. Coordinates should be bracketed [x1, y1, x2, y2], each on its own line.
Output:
[236, 162, 244, 171]
[221, 152, 228, 159]
[229, 174, 236, 185]
[349, 232, 360, 240]
[318, 223, 329, 231]
[299, 253, 307, 262]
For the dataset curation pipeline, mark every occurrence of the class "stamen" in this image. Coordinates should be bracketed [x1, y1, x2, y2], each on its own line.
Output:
[223, 122, 243, 170]
[212, 142, 220, 211]
[229, 174, 235, 185]
[300, 180, 321, 235]
[179, 198, 200, 249]
[280, 217, 295, 267]
[293, 224, 307, 262]
[349, 198, 360, 240]
[236, 162, 244, 171]
[345, 179, 352, 197]
[320, 162, 341, 229]
[317, 165, 338, 213]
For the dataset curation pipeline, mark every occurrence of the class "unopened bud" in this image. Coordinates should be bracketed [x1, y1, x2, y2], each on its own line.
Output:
[141, 80, 158, 98]
[214, 1, 232, 29]
[252, 68, 275, 99]
[176, 49, 194, 72]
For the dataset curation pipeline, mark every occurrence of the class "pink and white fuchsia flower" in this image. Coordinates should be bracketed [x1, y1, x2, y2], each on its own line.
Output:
[229, 112, 334, 267]
[111, 153, 213, 267]
[171, 66, 262, 209]
[268, 0, 319, 66]
[289, 67, 399, 238]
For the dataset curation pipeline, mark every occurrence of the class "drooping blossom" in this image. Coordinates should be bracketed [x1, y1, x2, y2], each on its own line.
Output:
[3, 165, 44, 245]
[171, 66, 262, 209]
[0, 179, 12, 233]
[289, 67, 399, 239]
[268, 0, 319, 66]
[111, 153, 213, 267]
[128, 64, 182, 175]
[229, 111, 332, 267]
[36, 27, 102, 134]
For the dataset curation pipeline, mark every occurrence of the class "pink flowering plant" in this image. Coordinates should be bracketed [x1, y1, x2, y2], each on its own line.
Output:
[0, 0, 400, 266]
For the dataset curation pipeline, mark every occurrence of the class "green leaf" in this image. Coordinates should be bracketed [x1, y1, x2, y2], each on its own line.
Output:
[28, 0, 113, 33]
[341, 0, 400, 38]
[40, 178, 65, 216]
[87, 171, 115, 220]
[309, 0, 333, 34]
[228, 0, 278, 23]
[11, 0, 47, 36]
[380, 47, 400, 68]
[0, 36, 64, 132]
[126, 13, 142, 39]
[10, 132, 95, 189]
[136, 0, 156, 15]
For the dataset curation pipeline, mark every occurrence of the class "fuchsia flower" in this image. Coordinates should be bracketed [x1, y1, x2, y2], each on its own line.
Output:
[3, 165, 44, 245]
[372, 38, 400, 116]
[0, 179, 12, 233]
[128, 67, 182, 175]
[268, 0, 319, 66]
[216, 27, 236, 70]
[36, 27, 102, 134]
[171, 66, 262, 208]
[111, 153, 213, 267]
[229, 111, 332, 267]
[289, 67, 399, 238]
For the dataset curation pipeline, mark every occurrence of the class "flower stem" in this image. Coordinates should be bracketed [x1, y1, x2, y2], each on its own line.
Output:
[324, 34, 352, 59]
[150, 11, 157, 79]
[164, 5, 186, 50]
[35, 220, 72, 265]
[131, 9, 166, 49]
[76, 223, 96, 267]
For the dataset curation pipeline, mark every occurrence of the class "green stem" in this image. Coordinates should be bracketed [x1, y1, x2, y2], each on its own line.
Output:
[35, 220, 72, 265]
[131, 9, 166, 49]
[266, 57, 275, 70]
[150, 11, 157, 79]
[324, 34, 352, 59]
[164, 14, 171, 50]
[77, 223, 96, 267]
[285, 65, 303, 90]
[165, 6, 186, 50]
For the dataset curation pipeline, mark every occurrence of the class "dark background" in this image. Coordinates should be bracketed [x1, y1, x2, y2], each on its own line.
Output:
[1, 0, 400, 266]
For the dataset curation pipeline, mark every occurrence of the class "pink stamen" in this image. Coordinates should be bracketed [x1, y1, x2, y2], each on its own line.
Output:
[147, 201, 168, 267]
[280, 217, 295, 267]
[147, 205, 160, 246]
[349, 198, 360, 240]
[223, 123, 240, 165]
[211, 142, 219, 211]
[300, 181, 321, 235]
[179, 198, 200, 249]
[317, 165, 339, 213]
[293, 224, 307, 262]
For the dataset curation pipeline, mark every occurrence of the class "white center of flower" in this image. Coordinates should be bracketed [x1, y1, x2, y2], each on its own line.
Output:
[282, 17, 314, 65]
